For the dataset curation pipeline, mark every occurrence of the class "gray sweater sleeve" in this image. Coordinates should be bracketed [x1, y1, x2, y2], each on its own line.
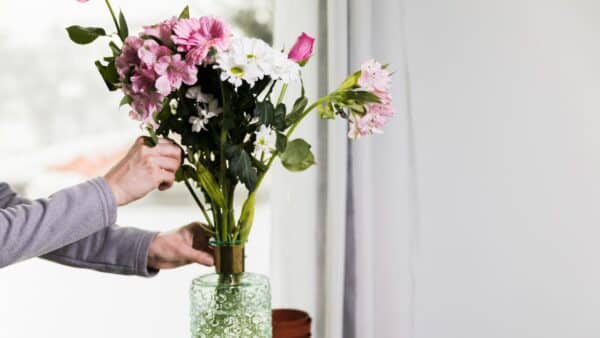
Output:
[0, 178, 158, 277]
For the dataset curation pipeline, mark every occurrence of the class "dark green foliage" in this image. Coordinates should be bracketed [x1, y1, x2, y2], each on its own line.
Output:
[66, 26, 106, 45]
[285, 96, 308, 127]
[94, 59, 119, 91]
[118, 11, 129, 41]
[280, 139, 316, 172]
[226, 145, 258, 191]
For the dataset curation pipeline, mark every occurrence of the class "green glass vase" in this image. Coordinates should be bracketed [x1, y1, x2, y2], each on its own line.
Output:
[190, 245, 272, 338]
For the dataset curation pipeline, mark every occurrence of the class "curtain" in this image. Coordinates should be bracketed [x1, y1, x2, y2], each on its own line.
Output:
[272, 0, 418, 337]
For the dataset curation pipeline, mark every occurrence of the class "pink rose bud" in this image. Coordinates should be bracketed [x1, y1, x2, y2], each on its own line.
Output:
[288, 32, 315, 66]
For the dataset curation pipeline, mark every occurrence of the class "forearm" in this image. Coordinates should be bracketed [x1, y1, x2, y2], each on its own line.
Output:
[0, 178, 116, 268]
[42, 225, 159, 277]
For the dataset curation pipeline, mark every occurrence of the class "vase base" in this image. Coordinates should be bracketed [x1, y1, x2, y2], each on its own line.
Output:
[190, 272, 272, 338]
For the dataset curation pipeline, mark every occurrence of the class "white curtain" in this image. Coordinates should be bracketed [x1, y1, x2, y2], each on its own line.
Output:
[271, 1, 417, 337]
[341, 1, 417, 338]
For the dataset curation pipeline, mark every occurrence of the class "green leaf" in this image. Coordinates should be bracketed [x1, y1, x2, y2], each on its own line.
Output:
[250, 155, 268, 172]
[338, 70, 361, 90]
[273, 103, 286, 130]
[285, 96, 308, 127]
[118, 10, 129, 41]
[318, 102, 335, 119]
[237, 192, 256, 242]
[280, 139, 316, 172]
[197, 162, 226, 208]
[109, 41, 121, 56]
[276, 132, 288, 153]
[66, 26, 106, 45]
[175, 164, 196, 182]
[334, 90, 380, 105]
[227, 147, 258, 191]
[119, 96, 132, 107]
[179, 5, 190, 19]
[255, 101, 274, 126]
[94, 60, 119, 91]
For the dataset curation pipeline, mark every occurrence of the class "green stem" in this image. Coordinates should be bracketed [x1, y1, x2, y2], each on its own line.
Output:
[285, 98, 327, 137]
[276, 83, 288, 105]
[218, 82, 230, 242]
[184, 180, 214, 230]
[104, 0, 122, 42]
[219, 129, 229, 236]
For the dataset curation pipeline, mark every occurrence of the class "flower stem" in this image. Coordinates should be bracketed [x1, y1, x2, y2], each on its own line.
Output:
[276, 83, 288, 105]
[104, 0, 122, 42]
[184, 179, 215, 231]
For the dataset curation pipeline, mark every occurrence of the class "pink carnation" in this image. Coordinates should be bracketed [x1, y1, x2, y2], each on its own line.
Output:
[116, 36, 143, 78]
[143, 17, 178, 45]
[172, 16, 232, 65]
[154, 54, 198, 95]
[138, 39, 172, 67]
[358, 59, 391, 93]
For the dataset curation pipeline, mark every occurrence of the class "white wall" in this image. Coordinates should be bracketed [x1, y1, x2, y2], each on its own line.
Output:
[402, 0, 600, 337]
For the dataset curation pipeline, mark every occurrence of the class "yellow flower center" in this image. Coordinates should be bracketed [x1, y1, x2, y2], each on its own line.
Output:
[230, 66, 244, 77]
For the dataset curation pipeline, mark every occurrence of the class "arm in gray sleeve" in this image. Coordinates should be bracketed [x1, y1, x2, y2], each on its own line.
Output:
[42, 225, 159, 277]
[0, 178, 117, 268]
[0, 178, 160, 277]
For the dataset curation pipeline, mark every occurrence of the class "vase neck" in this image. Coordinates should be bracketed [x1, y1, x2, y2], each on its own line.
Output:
[214, 245, 245, 274]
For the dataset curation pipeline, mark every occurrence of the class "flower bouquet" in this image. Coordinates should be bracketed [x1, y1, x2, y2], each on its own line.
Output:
[69, 1, 394, 337]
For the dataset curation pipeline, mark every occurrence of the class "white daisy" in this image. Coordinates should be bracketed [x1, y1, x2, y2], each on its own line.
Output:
[268, 52, 301, 84]
[216, 37, 276, 88]
[253, 125, 277, 159]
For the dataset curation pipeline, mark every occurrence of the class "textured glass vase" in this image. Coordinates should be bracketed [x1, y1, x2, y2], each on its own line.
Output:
[190, 245, 272, 337]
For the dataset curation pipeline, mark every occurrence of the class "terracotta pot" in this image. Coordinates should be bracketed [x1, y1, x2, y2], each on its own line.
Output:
[272, 309, 311, 338]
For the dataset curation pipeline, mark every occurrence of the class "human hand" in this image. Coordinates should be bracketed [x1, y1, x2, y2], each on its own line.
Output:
[147, 222, 214, 270]
[104, 137, 181, 206]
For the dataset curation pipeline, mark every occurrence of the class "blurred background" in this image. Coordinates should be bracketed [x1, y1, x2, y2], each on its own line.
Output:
[3, 0, 600, 338]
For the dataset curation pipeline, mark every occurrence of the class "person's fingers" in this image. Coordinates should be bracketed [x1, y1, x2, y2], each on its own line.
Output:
[191, 224, 212, 251]
[152, 156, 180, 173]
[155, 142, 182, 161]
[156, 170, 176, 191]
[181, 246, 214, 266]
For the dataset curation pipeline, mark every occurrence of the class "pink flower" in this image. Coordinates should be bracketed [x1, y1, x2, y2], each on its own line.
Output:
[172, 16, 232, 65]
[358, 59, 391, 93]
[143, 17, 178, 45]
[126, 68, 164, 122]
[347, 100, 395, 139]
[288, 32, 315, 65]
[154, 54, 198, 95]
[130, 92, 163, 123]
[116, 36, 143, 78]
[76, 0, 89, 2]
[138, 39, 172, 67]
[130, 66, 158, 94]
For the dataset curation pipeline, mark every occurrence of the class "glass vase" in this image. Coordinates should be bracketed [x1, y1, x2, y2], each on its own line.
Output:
[190, 245, 272, 338]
